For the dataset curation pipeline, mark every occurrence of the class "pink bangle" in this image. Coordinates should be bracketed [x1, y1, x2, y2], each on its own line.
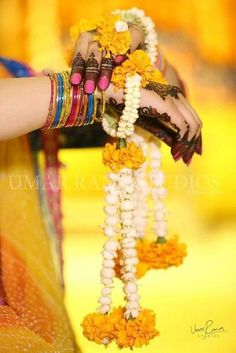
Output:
[65, 84, 78, 127]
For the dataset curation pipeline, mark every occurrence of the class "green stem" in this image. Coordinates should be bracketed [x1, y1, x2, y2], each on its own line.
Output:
[156, 236, 167, 244]
[116, 138, 127, 149]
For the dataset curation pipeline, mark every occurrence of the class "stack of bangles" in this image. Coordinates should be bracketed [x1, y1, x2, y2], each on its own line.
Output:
[42, 71, 105, 130]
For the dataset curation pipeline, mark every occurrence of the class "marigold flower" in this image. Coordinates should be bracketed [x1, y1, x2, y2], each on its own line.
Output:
[95, 14, 130, 56]
[69, 14, 130, 59]
[81, 312, 114, 345]
[111, 306, 160, 348]
[112, 49, 167, 89]
[137, 236, 187, 269]
[103, 142, 145, 172]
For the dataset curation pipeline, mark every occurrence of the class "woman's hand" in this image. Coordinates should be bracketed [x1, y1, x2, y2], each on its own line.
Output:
[106, 81, 202, 165]
[70, 26, 144, 93]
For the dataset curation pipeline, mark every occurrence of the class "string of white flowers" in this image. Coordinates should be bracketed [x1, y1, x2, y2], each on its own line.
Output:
[102, 73, 142, 138]
[113, 7, 158, 64]
[130, 132, 150, 238]
[149, 139, 167, 239]
[101, 71, 143, 320]
[118, 168, 140, 319]
[98, 172, 120, 314]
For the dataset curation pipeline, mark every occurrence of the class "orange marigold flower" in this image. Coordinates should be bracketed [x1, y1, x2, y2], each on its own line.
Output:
[95, 14, 130, 56]
[103, 142, 145, 172]
[112, 50, 167, 89]
[111, 307, 160, 348]
[69, 14, 130, 58]
[81, 312, 114, 345]
[137, 236, 187, 270]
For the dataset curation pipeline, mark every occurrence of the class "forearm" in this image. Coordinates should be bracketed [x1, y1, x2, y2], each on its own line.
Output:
[0, 76, 51, 140]
[0, 75, 155, 141]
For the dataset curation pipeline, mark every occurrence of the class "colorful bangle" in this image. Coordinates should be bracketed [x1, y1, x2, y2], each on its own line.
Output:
[53, 73, 64, 128]
[42, 74, 56, 130]
[65, 84, 79, 127]
[85, 94, 94, 125]
[74, 87, 84, 126]
[80, 93, 89, 126]
[42, 71, 98, 130]
[58, 71, 71, 128]
[91, 93, 97, 124]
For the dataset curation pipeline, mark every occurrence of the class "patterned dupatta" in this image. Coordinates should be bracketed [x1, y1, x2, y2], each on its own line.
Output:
[0, 60, 80, 352]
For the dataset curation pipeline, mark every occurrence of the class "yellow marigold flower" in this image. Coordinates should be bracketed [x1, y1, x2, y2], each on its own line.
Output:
[103, 142, 145, 172]
[81, 312, 114, 345]
[112, 49, 167, 89]
[114, 248, 150, 279]
[96, 14, 130, 56]
[137, 236, 187, 270]
[111, 307, 160, 348]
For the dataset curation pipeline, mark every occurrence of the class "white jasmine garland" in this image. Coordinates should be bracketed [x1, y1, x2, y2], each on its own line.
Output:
[130, 132, 150, 238]
[113, 7, 158, 64]
[149, 139, 168, 239]
[117, 74, 142, 138]
[98, 175, 120, 314]
[118, 168, 140, 319]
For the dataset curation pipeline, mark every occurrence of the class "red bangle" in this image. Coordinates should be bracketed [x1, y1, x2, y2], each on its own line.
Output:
[65, 84, 78, 127]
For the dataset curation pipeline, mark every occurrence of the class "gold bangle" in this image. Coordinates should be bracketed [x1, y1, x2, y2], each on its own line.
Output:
[80, 94, 88, 126]
[58, 71, 71, 128]
[49, 73, 59, 129]
[91, 92, 97, 124]
[95, 90, 105, 122]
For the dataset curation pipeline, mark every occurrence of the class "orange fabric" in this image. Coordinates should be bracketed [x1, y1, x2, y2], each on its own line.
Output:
[0, 136, 79, 352]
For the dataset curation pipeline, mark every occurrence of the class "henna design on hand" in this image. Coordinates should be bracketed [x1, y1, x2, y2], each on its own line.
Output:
[72, 52, 86, 72]
[85, 52, 99, 74]
[138, 106, 181, 140]
[146, 82, 182, 100]
[70, 52, 86, 84]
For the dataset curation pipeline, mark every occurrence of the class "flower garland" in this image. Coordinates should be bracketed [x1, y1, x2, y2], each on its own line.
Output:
[81, 141, 160, 348]
[102, 49, 166, 138]
[114, 137, 188, 279]
[112, 7, 158, 64]
[69, 13, 131, 60]
[79, 9, 185, 349]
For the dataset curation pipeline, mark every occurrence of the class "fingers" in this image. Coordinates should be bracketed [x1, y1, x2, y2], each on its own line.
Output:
[70, 32, 90, 85]
[98, 56, 114, 91]
[84, 41, 102, 94]
[195, 133, 202, 155]
[140, 84, 202, 164]
[177, 95, 202, 163]
[129, 25, 145, 52]
[136, 116, 175, 148]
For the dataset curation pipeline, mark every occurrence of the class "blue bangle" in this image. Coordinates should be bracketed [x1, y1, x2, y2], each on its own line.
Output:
[85, 94, 94, 125]
[53, 73, 64, 128]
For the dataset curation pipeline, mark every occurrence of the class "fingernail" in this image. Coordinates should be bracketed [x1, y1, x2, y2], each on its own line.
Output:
[84, 80, 95, 94]
[98, 76, 109, 90]
[71, 73, 81, 85]
[186, 153, 194, 166]
[173, 152, 183, 161]
[114, 55, 126, 65]
[172, 144, 184, 158]
[196, 138, 202, 155]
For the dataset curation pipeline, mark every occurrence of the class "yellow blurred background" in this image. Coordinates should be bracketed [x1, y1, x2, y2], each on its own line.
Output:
[0, 0, 236, 352]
